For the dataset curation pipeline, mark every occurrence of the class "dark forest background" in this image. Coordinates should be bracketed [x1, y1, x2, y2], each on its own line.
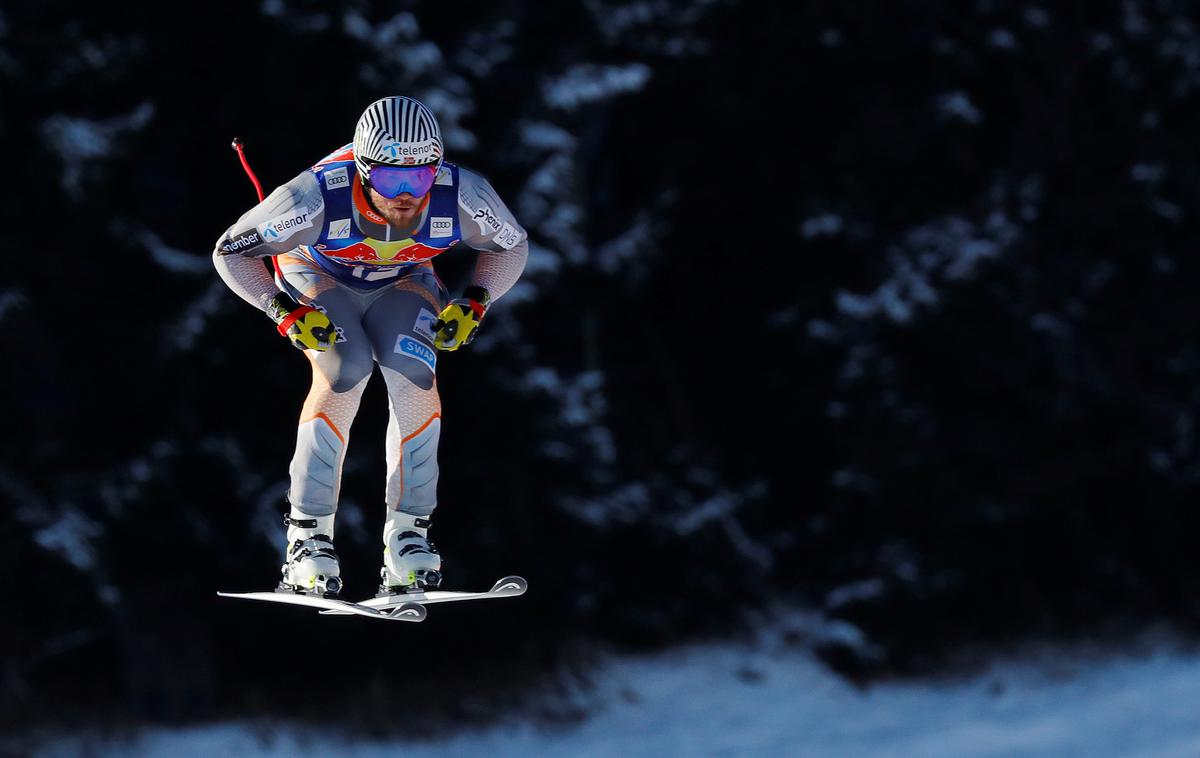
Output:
[5, 0, 1200, 738]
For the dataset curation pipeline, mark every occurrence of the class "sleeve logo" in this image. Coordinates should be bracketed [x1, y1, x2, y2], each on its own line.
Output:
[259, 210, 313, 242]
[471, 206, 502, 235]
[221, 229, 262, 253]
[495, 222, 522, 250]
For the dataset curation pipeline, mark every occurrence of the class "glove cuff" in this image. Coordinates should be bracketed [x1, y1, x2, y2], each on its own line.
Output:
[276, 306, 317, 336]
[266, 292, 301, 324]
[267, 292, 315, 336]
[462, 286, 491, 318]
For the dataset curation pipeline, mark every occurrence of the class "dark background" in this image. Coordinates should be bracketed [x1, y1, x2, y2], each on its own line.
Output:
[5, 0, 1200, 738]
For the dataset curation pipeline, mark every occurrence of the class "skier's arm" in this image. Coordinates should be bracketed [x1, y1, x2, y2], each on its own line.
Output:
[212, 171, 337, 351]
[212, 171, 326, 312]
[430, 169, 528, 351]
[455, 168, 529, 304]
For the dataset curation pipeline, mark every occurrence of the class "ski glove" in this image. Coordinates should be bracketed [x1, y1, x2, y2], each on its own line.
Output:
[266, 292, 341, 352]
[432, 286, 491, 352]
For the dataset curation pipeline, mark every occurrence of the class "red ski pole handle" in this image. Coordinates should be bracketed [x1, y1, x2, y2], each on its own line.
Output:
[231, 137, 265, 203]
[230, 138, 282, 279]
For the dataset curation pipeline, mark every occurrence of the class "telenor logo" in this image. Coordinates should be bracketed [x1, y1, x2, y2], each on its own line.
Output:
[259, 210, 313, 242]
[382, 140, 436, 159]
[414, 309, 438, 341]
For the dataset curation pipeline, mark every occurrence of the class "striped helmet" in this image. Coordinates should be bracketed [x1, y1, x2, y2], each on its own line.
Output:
[353, 96, 443, 179]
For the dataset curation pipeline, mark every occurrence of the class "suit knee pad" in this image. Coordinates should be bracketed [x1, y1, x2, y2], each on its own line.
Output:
[401, 418, 440, 516]
[288, 415, 345, 516]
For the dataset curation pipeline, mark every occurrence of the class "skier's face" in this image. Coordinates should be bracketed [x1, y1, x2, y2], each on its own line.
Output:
[367, 185, 427, 229]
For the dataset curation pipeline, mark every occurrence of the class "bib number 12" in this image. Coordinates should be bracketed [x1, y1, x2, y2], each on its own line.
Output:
[351, 266, 402, 282]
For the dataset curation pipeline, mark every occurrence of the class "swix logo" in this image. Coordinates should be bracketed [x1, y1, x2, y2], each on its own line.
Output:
[395, 335, 437, 373]
[430, 217, 453, 238]
[221, 230, 261, 253]
[259, 210, 313, 242]
[471, 206, 501, 234]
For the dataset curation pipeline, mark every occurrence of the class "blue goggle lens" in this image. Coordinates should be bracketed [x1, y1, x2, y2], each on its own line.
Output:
[367, 163, 438, 199]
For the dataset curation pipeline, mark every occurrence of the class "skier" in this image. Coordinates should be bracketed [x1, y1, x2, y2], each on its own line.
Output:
[212, 95, 528, 598]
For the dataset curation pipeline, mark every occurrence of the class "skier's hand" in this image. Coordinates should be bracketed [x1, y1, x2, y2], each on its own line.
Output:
[432, 286, 490, 352]
[266, 292, 341, 352]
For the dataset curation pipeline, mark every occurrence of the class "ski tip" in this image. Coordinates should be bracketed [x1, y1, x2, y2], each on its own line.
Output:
[490, 576, 528, 595]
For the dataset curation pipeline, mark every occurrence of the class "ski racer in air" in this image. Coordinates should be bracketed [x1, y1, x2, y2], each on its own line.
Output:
[213, 95, 528, 598]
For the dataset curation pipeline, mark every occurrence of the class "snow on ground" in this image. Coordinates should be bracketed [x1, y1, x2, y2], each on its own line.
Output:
[39, 636, 1200, 757]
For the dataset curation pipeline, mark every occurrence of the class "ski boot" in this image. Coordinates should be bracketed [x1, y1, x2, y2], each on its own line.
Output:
[278, 511, 343, 597]
[378, 512, 442, 595]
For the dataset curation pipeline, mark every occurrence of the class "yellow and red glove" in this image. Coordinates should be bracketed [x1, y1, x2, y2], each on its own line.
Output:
[266, 292, 340, 352]
[432, 286, 491, 351]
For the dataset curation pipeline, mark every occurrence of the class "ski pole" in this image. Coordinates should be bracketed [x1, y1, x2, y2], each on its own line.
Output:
[231, 137, 265, 203]
[229, 137, 282, 279]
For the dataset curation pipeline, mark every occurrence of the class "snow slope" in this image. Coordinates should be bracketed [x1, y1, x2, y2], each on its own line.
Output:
[39, 639, 1200, 757]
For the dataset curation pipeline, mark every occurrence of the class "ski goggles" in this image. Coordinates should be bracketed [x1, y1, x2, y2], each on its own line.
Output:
[365, 162, 439, 199]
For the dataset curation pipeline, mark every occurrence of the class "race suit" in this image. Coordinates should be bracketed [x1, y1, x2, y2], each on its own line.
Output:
[211, 143, 527, 524]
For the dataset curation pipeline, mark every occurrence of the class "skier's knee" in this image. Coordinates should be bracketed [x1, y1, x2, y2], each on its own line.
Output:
[327, 358, 373, 393]
[381, 352, 435, 390]
[395, 360, 435, 391]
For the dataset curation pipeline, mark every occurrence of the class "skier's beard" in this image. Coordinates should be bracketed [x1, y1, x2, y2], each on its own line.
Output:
[367, 188, 426, 233]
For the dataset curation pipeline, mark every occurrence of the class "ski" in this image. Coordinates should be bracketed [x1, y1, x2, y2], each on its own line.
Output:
[217, 589, 426, 622]
[319, 575, 527, 616]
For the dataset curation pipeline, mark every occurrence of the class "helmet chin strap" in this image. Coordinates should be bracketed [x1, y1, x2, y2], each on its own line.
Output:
[361, 177, 385, 215]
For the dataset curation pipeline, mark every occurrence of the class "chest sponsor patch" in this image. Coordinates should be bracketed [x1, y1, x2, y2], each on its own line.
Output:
[435, 166, 453, 186]
[395, 334, 437, 373]
[327, 218, 352, 239]
[259, 209, 314, 243]
[495, 222, 521, 250]
[430, 216, 454, 239]
[324, 166, 349, 190]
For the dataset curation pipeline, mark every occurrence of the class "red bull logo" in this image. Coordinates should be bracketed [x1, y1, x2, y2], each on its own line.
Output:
[319, 239, 446, 265]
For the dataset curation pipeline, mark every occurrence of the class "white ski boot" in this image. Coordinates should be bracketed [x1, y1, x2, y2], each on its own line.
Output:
[278, 511, 343, 597]
[379, 512, 442, 594]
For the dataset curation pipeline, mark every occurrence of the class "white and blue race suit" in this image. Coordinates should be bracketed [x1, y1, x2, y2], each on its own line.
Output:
[211, 142, 528, 528]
